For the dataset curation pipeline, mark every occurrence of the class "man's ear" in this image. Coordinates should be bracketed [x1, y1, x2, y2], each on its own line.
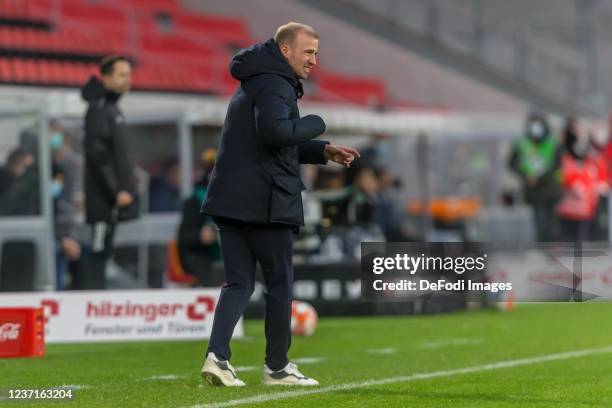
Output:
[279, 43, 290, 58]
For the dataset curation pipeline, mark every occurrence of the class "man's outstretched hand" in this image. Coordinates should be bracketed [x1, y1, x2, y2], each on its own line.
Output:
[324, 144, 360, 168]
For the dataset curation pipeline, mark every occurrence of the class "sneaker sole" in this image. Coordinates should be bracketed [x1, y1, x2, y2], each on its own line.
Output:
[201, 363, 245, 387]
[201, 371, 225, 386]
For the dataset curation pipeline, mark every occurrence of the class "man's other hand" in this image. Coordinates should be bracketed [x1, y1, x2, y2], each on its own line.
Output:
[61, 237, 81, 260]
[200, 225, 217, 245]
[324, 144, 360, 168]
[116, 191, 134, 207]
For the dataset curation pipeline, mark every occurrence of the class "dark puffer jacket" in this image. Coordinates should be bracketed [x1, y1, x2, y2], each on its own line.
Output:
[202, 39, 328, 226]
[81, 76, 138, 224]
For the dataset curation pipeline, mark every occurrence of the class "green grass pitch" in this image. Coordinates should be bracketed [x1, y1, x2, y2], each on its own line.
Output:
[3, 303, 612, 407]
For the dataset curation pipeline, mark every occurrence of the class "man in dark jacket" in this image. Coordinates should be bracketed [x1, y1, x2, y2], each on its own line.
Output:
[200, 22, 359, 387]
[81, 55, 138, 289]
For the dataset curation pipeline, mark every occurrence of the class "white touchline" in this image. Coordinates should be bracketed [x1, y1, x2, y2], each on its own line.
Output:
[418, 338, 483, 349]
[186, 345, 612, 408]
[236, 358, 325, 372]
[235, 366, 257, 372]
[54, 385, 91, 390]
[292, 357, 326, 364]
[366, 348, 397, 354]
[144, 375, 183, 381]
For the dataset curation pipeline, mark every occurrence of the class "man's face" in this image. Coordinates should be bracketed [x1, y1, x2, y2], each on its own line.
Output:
[279, 31, 318, 79]
[11, 154, 33, 177]
[102, 60, 132, 94]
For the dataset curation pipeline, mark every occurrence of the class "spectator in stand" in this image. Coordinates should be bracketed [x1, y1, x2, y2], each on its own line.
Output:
[0, 147, 38, 216]
[0, 148, 33, 208]
[508, 113, 562, 241]
[177, 175, 222, 286]
[50, 122, 84, 214]
[375, 167, 407, 240]
[348, 167, 380, 226]
[198, 148, 217, 188]
[149, 157, 181, 212]
[556, 118, 599, 242]
[587, 121, 610, 240]
[52, 164, 85, 290]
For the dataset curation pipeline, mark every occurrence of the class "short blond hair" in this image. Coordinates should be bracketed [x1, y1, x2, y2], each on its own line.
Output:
[274, 21, 319, 46]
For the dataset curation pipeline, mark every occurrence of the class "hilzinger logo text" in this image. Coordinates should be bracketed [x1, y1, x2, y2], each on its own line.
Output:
[86, 296, 215, 322]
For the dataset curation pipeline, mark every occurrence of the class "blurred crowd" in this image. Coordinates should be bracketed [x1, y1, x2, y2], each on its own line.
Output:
[508, 113, 612, 242]
[0, 122, 410, 289]
[2, 111, 611, 290]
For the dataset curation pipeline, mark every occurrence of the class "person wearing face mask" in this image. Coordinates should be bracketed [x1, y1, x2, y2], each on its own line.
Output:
[586, 122, 610, 240]
[49, 122, 84, 213]
[51, 165, 84, 290]
[508, 113, 562, 241]
[555, 119, 600, 242]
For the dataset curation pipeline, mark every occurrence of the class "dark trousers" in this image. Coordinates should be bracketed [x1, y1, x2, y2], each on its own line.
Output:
[207, 223, 294, 371]
[559, 218, 591, 242]
[83, 222, 116, 289]
[532, 204, 558, 242]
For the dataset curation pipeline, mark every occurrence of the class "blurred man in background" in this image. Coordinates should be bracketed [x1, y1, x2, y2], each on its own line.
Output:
[148, 157, 181, 212]
[81, 55, 138, 289]
[508, 113, 561, 241]
[177, 174, 222, 286]
[51, 164, 84, 290]
[49, 121, 84, 214]
[0, 148, 33, 211]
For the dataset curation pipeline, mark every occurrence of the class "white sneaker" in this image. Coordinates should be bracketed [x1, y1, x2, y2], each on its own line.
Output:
[201, 352, 246, 387]
[261, 362, 319, 386]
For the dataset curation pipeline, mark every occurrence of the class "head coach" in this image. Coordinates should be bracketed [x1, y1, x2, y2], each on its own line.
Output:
[200, 22, 359, 386]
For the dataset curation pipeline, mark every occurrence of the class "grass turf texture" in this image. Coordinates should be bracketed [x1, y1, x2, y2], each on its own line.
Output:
[2, 303, 612, 407]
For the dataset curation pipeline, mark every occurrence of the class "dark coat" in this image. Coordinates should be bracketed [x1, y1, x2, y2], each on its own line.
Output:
[81, 76, 138, 224]
[202, 39, 329, 226]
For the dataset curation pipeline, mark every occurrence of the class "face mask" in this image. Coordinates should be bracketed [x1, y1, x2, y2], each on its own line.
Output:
[573, 136, 590, 157]
[528, 121, 545, 139]
[592, 127, 608, 147]
[49, 132, 64, 150]
[375, 141, 393, 161]
[50, 180, 63, 198]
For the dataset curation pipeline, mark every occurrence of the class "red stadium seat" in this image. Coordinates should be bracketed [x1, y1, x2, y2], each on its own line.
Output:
[314, 70, 388, 107]
[0, 0, 51, 22]
[118, 0, 180, 13]
[0, 0, 393, 101]
[171, 13, 251, 48]
[0, 58, 12, 82]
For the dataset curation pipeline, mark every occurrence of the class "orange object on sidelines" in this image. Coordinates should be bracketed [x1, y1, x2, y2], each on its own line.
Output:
[167, 240, 199, 286]
[407, 197, 481, 222]
[0, 307, 45, 358]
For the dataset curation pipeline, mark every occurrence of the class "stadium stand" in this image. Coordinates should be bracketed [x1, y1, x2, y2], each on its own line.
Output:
[0, 0, 394, 107]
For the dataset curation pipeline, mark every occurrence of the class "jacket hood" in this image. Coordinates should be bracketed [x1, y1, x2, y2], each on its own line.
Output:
[81, 75, 121, 104]
[230, 39, 303, 97]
